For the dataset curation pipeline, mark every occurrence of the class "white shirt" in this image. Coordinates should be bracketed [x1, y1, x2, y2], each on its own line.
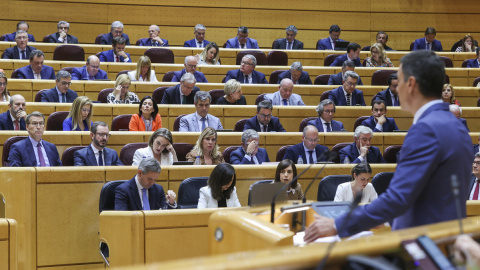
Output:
[334, 182, 378, 203]
[469, 178, 480, 200]
[329, 37, 335, 50]
[195, 38, 204, 48]
[90, 144, 105, 166]
[31, 66, 41, 79]
[412, 99, 443, 124]
[243, 73, 252, 84]
[389, 89, 397, 106]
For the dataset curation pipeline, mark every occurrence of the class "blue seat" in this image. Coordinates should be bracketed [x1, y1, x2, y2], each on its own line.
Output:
[371, 172, 394, 196]
[99, 180, 127, 213]
[177, 177, 208, 208]
[317, 175, 351, 201]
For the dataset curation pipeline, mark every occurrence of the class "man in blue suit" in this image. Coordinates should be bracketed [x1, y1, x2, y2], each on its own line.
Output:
[230, 129, 270, 164]
[305, 50, 472, 240]
[179, 91, 223, 132]
[99, 21, 130, 45]
[46, 21, 79, 44]
[7, 111, 62, 167]
[71, 55, 108, 80]
[0, 95, 27, 130]
[74, 122, 123, 166]
[283, 125, 330, 164]
[98, 37, 131, 63]
[412, 27, 443, 51]
[328, 71, 366, 106]
[225, 55, 268, 84]
[466, 47, 480, 68]
[225, 26, 259, 49]
[243, 100, 286, 132]
[328, 60, 364, 85]
[183, 24, 210, 48]
[277, 62, 312, 85]
[3, 21, 36, 42]
[469, 153, 480, 200]
[137, 25, 169, 47]
[330, 43, 362, 66]
[16, 50, 56, 80]
[308, 99, 345, 132]
[115, 158, 178, 210]
[41, 70, 78, 103]
[161, 73, 200, 104]
[450, 104, 470, 132]
[171, 56, 208, 83]
[2, 31, 36, 60]
[339, 126, 385, 163]
[317, 24, 345, 50]
[372, 73, 400, 106]
[361, 100, 399, 132]
[265, 78, 305, 106]
[272, 25, 304, 50]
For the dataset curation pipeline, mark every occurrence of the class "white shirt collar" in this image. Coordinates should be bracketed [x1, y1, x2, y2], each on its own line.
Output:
[412, 99, 443, 124]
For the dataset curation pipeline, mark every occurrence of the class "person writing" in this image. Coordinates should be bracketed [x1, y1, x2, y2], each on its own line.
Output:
[334, 163, 377, 203]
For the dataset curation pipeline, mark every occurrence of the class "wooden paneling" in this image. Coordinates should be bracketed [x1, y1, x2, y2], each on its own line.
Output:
[0, 219, 17, 270]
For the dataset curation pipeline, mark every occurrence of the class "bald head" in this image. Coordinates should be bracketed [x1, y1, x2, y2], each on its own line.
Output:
[279, 78, 294, 100]
[86, 55, 101, 77]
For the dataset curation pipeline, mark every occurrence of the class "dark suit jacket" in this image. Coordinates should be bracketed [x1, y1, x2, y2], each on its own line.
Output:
[114, 177, 174, 210]
[460, 118, 470, 132]
[316, 37, 346, 50]
[307, 118, 345, 132]
[339, 142, 385, 164]
[41, 87, 78, 103]
[362, 45, 393, 51]
[171, 69, 208, 83]
[466, 59, 479, 68]
[330, 54, 361, 67]
[225, 70, 268, 84]
[183, 39, 210, 47]
[373, 89, 399, 107]
[46, 33, 79, 44]
[73, 145, 123, 166]
[100, 33, 130, 45]
[469, 175, 477, 199]
[277, 70, 312, 85]
[0, 111, 26, 130]
[71, 66, 108, 80]
[283, 143, 330, 164]
[327, 72, 364, 85]
[137, 38, 169, 47]
[8, 138, 62, 167]
[230, 147, 270, 164]
[225, 37, 259, 49]
[273, 38, 304, 50]
[243, 115, 286, 132]
[361, 116, 399, 132]
[2, 45, 36, 59]
[98, 49, 132, 62]
[328, 87, 366, 106]
[412, 38, 443, 51]
[474, 144, 479, 156]
[4, 32, 35, 42]
[160, 84, 200, 104]
[16, 65, 56, 80]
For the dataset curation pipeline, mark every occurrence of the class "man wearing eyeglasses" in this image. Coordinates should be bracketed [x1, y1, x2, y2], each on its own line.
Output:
[71, 55, 108, 80]
[283, 125, 330, 164]
[46, 21, 79, 44]
[469, 154, 480, 200]
[225, 26, 259, 49]
[171, 56, 208, 83]
[339, 126, 385, 164]
[74, 121, 123, 166]
[2, 30, 36, 60]
[16, 50, 56, 80]
[99, 21, 130, 45]
[40, 70, 78, 103]
[327, 71, 366, 106]
[308, 99, 345, 132]
[243, 100, 286, 132]
[8, 111, 62, 167]
[224, 55, 268, 84]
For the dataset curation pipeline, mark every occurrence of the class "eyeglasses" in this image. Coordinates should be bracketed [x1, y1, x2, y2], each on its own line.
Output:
[346, 81, 357, 86]
[15, 36, 28, 40]
[473, 161, 480, 166]
[96, 133, 111, 138]
[241, 61, 254, 66]
[186, 64, 197, 68]
[29, 122, 45, 127]
[323, 110, 334, 114]
[113, 30, 123, 34]
[259, 113, 272, 118]
[58, 27, 69, 30]
[89, 65, 100, 69]
[60, 81, 72, 86]
[305, 138, 319, 143]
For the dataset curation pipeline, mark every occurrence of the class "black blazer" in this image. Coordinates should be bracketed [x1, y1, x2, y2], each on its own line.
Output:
[0, 111, 26, 130]
[2, 45, 36, 59]
[273, 38, 304, 50]
[114, 177, 174, 210]
[41, 87, 78, 103]
[160, 84, 200, 104]
[243, 115, 286, 132]
[47, 33, 79, 44]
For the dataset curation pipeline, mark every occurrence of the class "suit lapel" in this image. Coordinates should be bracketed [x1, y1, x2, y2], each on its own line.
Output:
[13, 47, 20, 59]
[86, 146, 98, 166]
[6, 111, 14, 130]
[148, 186, 157, 210]
[103, 149, 110, 165]
[25, 139, 38, 166]
[129, 179, 143, 210]
[316, 119, 325, 132]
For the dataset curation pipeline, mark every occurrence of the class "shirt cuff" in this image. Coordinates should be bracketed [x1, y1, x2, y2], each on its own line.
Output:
[123, 57, 130, 62]
[244, 154, 252, 161]
[168, 201, 177, 209]
[375, 123, 383, 131]
[58, 37, 64, 42]
[357, 156, 365, 162]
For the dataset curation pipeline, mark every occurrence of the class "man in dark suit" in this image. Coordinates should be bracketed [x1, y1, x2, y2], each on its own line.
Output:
[362, 31, 394, 51]
[71, 55, 108, 80]
[273, 25, 303, 50]
[328, 60, 364, 85]
[225, 26, 259, 49]
[0, 94, 27, 130]
[171, 56, 208, 83]
[361, 100, 399, 132]
[305, 50, 472, 240]
[230, 129, 270, 165]
[100, 21, 130, 45]
[243, 100, 286, 132]
[316, 24, 345, 50]
[328, 71, 366, 106]
[330, 43, 362, 66]
[2, 30, 36, 60]
[412, 27, 443, 51]
[339, 126, 385, 164]
[283, 125, 330, 164]
[3, 21, 36, 42]
[74, 121, 123, 166]
[40, 70, 78, 103]
[98, 37, 131, 63]
[183, 24, 210, 48]
[466, 47, 480, 68]
[277, 62, 312, 85]
[225, 55, 268, 84]
[16, 50, 56, 80]
[137, 25, 169, 47]
[7, 111, 62, 167]
[308, 99, 345, 132]
[450, 104, 470, 132]
[372, 73, 400, 106]
[469, 153, 480, 200]
[161, 73, 200, 104]
[46, 21, 79, 44]
[115, 158, 178, 210]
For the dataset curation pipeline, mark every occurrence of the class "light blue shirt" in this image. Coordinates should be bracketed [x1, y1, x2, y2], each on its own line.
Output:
[302, 143, 317, 164]
[28, 136, 50, 166]
[55, 87, 66, 103]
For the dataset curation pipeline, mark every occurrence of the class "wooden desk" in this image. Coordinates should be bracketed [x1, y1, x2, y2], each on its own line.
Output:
[0, 219, 17, 270]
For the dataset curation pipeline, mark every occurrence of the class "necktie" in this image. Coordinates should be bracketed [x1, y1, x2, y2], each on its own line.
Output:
[116, 55, 119, 62]
[197, 41, 202, 48]
[346, 94, 351, 106]
[182, 95, 186, 104]
[37, 143, 46, 167]
[244, 75, 249, 84]
[88, 75, 94, 81]
[201, 117, 206, 131]
[308, 151, 314, 164]
[241, 44, 245, 49]
[62, 93, 66, 103]
[21, 50, 26, 59]
[282, 99, 288, 106]
[394, 95, 399, 106]
[98, 150, 104, 166]
[473, 180, 480, 200]
[427, 43, 431, 50]
[154, 41, 159, 46]
[288, 42, 292, 50]
[333, 40, 336, 49]
[325, 122, 331, 132]
[14, 120, 19, 131]
[142, 188, 150, 210]
[262, 125, 267, 132]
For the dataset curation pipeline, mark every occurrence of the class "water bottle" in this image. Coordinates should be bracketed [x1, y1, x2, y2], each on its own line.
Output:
[194, 156, 201, 165]
[297, 155, 304, 164]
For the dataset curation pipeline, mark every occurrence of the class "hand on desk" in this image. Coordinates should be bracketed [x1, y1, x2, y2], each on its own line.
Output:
[454, 234, 480, 267]
[304, 214, 337, 243]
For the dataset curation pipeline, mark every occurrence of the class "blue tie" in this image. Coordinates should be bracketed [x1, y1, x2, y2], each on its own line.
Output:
[394, 95, 399, 106]
[201, 117, 206, 131]
[21, 50, 26, 59]
[308, 151, 314, 164]
[98, 150, 103, 166]
[62, 93, 66, 103]
[325, 123, 332, 132]
[142, 188, 150, 210]
[282, 99, 287, 106]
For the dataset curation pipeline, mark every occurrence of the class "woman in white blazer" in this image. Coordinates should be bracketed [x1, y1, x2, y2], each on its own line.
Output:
[127, 55, 159, 82]
[198, 163, 241, 208]
[132, 128, 178, 166]
[334, 163, 377, 203]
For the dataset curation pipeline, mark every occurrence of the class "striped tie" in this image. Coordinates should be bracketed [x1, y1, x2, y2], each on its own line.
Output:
[346, 94, 351, 106]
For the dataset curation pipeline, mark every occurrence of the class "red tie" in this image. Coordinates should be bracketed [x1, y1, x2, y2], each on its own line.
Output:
[116, 55, 119, 62]
[473, 180, 480, 200]
[14, 120, 19, 131]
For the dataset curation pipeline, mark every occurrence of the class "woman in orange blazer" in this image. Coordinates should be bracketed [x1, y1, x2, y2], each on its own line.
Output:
[129, 96, 162, 131]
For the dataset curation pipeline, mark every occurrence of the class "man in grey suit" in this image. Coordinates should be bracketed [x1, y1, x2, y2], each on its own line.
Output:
[264, 78, 305, 106]
[179, 91, 223, 132]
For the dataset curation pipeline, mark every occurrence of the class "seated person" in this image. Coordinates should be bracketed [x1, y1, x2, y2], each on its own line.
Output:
[412, 27, 443, 51]
[442, 84, 460, 105]
[450, 104, 469, 132]
[71, 55, 108, 80]
[0, 72, 10, 102]
[339, 126, 386, 164]
[114, 158, 178, 210]
[186, 127, 225, 165]
[128, 56, 158, 82]
[2, 30, 36, 59]
[179, 91, 223, 131]
[243, 100, 286, 132]
[216, 79, 247, 105]
[62, 96, 92, 131]
[41, 70, 78, 103]
[98, 36, 131, 63]
[107, 74, 140, 104]
[466, 47, 480, 68]
[265, 78, 305, 106]
[161, 73, 200, 105]
[277, 62, 312, 85]
[274, 159, 304, 200]
[132, 128, 178, 166]
[198, 163, 241, 208]
[225, 26, 259, 49]
[361, 100, 399, 132]
[454, 34, 476, 52]
[171, 56, 208, 83]
[469, 153, 480, 200]
[330, 43, 362, 67]
[308, 99, 345, 132]
[372, 73, 399, 106]
[230, 129, 270, 165]
[283, 125, 330, 164]
[328, 71, 366, 106]
[334, 163, 377, 203]
[46, 21, 79, 44]
[0, 94, 27, 130]
[183, 24, 210, 48]
[362, 31, 394, 51]
[129, 96, 162, 131]
[100, 21, 130, 45]
[473, 134, 480, 155]
[273, 25, 304, 50]
[3, 21, 36, 42]
[16, 50, 55, 79]
[224, 55, 268, 84]
[328, 60, 364, 85]
[364, 43, 394, 67]
[316, 24, 344, 50]
[197, 42, 221, 65]
[137, 25, 168, 46]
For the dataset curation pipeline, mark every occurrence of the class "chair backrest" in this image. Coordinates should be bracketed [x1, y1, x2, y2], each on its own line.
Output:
[135, 39, 142, 46]
[120, 143, 148, 165]
[314, 74, 331, 85]
[173, 114, 187, 131]
[445, 74, 450, 84]
[317, 175, 351, 201]
[172, 143, 194, 161]
[61, 67, 76, 74]
[3, 136, 28, 166]
[177, 177, 209, 208]
[269, 70, 285, 84]
[236, 51, 267, 65]
[362, 58, 367, 67]
[222, 146, 240, 164]
[97, 88, 113, 103]
[299, 117, 317, 132]
[116, 70, 130, 79]
[439, 56, 453, 68]
[162, 71, 175, 82]
[353, 116, 369, 132]
[234, 119, 248, 132]
[152, 86, 169, 104]
[383, 145, 402, 163]
[99, 180, 127, 212]
[34, 89, 48, 102]
[276, 145, 292, 162]
[320, 91, 330, 102]
[95, 34, 104, 44]
[46, 111, 70, 131]
[462, 60, 470, 68]
[267, 51, 288, 66]
[324, 54, 341, 66]
[371, 172, 394, 196]
[255, 93, 266, 105]
[42, 35, 50, 43]
[248, 180, 274, 206]
[222, 42, 227, 48]
[208, 89, 225, 104]
[331, 143, 351, 163]
[10, 69, 19, 79]
[271, 39, 280, 49]
[53, 45, 85, 61]
[62, 146, 87, 166]
[409, 41, 414, 51]
[144, 48, 174, 63]
[111, 114, 133, 131]
[371, 70, 397, 86]
[0, 34, 6, 41]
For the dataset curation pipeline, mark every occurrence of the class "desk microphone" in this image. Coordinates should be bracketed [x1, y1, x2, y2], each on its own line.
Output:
[450, 174, 464, 235]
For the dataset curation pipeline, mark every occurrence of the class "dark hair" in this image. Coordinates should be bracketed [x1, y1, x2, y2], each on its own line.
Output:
[351, 163, 372, 180]
[208, 163, 236, 201]
[91, 121, 108, 134]
[29, 50, 44, 61]
[17, 21, 29, 29]
[371, 99, 386, 110]
[138, 96, 158, 119]
[238, 26, 249, 34]
[275, 159, 298, 189]
[399, 50, 444, 99]
[376, 31, 388, 40]
[112, 36, 127, 46]
[148, 128, 173, 153]
[329, 24, 341, 33]
[257, 99, 273, 113]
[387, 73, 398, 86]
[476, 47, 480, 56]
[425, 27, 436, 35]
[347, 43, 361, 54]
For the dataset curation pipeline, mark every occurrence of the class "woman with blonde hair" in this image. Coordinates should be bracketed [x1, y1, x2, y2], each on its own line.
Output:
[63, 96, 93, 131]
[107, 74, 140, 104]
[186, 127, 224, 165]
[197, 42, 220, 65]
[127, 55, 158, 82]
[365, 43, 394, 67]
[442, 84, 460, 105]
[455, 34, 476, 52]
[132, 128, 178, 165]
[216, 79, 247, 105]
[0, 72, 11, 102]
